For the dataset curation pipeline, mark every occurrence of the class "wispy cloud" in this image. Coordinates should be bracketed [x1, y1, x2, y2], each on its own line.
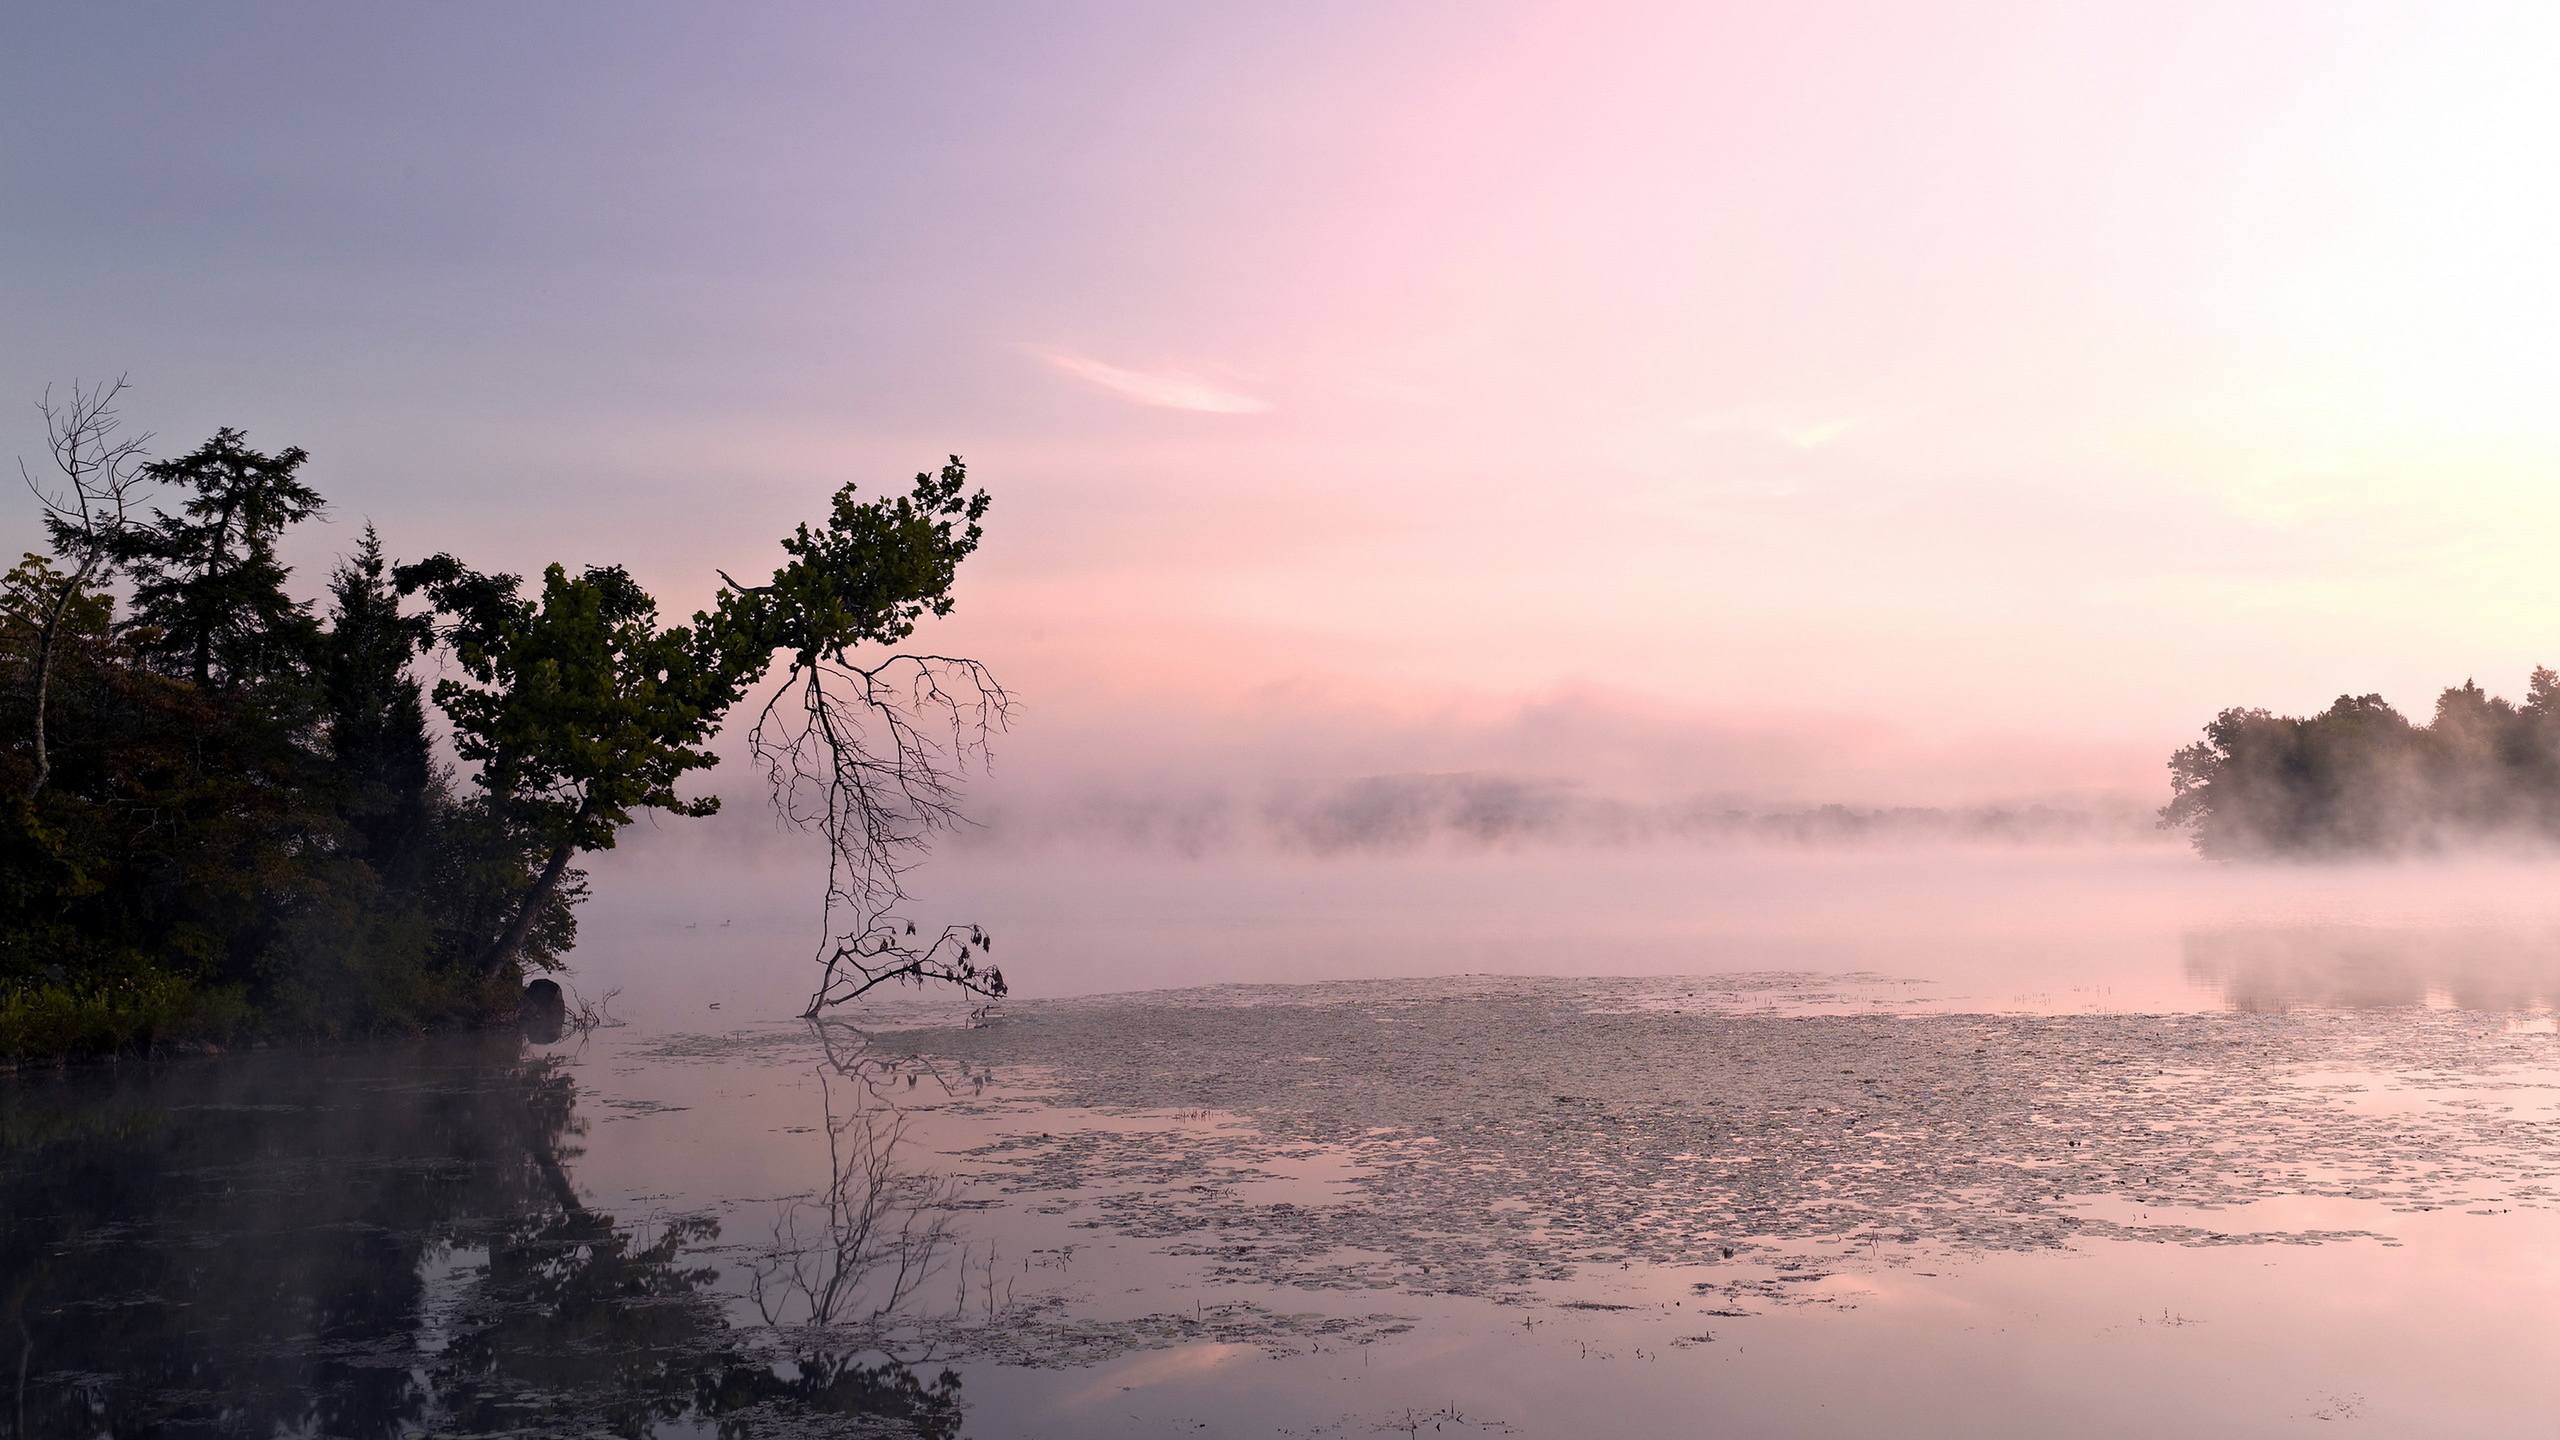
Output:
[1028, 347, 1272, 414]
[1782, 417, 1857, 450]
[1684, 408, 1861, 450]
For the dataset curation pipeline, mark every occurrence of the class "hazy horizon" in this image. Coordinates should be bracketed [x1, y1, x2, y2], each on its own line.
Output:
[18, 12, 2560, 1432]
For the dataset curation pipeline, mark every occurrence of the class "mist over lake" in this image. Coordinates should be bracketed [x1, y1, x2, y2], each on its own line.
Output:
[18, 842, 2560, 1435]
[578, 826, 2560, 1014]
[14, 2, 2560, 1435]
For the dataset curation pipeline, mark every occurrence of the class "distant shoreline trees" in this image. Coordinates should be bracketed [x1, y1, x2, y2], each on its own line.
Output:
[3, 382, 1007, 1058]
[2163, 671, 2560, 856]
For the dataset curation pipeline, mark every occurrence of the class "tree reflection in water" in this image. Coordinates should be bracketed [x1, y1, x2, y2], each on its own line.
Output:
[753, 1023, 968, 1334]
[0, 1025, 974, 1438]
[2184, 924, 2560, 1011]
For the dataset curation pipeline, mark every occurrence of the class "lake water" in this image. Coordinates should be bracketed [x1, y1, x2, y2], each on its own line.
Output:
[10, 847, 2560, 1437]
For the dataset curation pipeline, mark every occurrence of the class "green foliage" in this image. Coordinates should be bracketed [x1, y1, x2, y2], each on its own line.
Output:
[399, 558, 739, 854]
[739, 456, 990, 666]
[0, 970, 247, 1061]
[4, 399, 999, 1055]
[397, 459, 995, 979]
[2163, 671, 2560, 856]
[0, 428, 553, 1052]
[3, 552, 112, 642]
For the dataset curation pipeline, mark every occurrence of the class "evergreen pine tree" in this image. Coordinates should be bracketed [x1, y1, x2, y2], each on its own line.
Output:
[322, 525, 437, 890]
[115, 428, 326, 693]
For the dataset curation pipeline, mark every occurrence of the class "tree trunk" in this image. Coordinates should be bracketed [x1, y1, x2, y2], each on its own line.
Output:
[191, 496, 237, 691]
[478, 796, 593, 979]
[25, 555, 102, 802]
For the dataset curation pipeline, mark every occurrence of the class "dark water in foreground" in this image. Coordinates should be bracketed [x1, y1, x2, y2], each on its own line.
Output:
[8, 924, 2560, 1436]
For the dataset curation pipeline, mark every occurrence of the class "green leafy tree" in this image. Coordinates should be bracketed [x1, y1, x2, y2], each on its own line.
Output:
[2, 553, 114, 662]
[400, 458, 1009, 1002]
[396, 557, 747, 977]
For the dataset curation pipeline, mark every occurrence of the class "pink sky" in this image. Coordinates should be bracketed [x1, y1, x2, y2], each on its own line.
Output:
[9, 2, 2560, 808]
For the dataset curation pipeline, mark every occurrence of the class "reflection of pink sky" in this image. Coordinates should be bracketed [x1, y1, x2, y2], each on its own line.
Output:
[1780, 1206, 2560, 1436]
[20, 3, 2560, 805]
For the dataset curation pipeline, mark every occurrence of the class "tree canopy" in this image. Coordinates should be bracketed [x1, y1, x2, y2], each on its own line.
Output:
[2163, 670, 2560, 856]
[3, 385, 1007, 1057]
[115, 427, 326, 692]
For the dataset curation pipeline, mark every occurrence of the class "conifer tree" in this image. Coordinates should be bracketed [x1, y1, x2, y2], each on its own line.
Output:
[115, 429, 326, 693]
[322, 525, 436, 888]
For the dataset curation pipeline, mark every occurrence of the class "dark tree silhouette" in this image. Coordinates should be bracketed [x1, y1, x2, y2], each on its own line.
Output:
[2164, 671, 2560, 856]
[113, 428, 326, 693]
[402, 457, 1011, 1006]
[5, 377, 1013, 1056]
[321, 525, 438, 890]
[17, 378, 151, 800]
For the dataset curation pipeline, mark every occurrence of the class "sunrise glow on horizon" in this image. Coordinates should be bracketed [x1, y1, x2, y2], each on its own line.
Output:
[24, 10, 2560, 1436]
[12, 1, 2560, 806]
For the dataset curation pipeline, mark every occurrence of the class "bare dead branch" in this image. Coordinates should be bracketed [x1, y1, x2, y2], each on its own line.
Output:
[744, 1027, 987, 1331]
[743, 652, 1014, 1016]
[18, 377, 153, 800]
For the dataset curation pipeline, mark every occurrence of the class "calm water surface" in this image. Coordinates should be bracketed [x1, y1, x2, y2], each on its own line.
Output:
[11, 852, 2560, 1437]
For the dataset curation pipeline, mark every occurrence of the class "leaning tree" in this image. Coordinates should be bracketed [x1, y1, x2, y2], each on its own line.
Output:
[400, 457, 1010, 1013]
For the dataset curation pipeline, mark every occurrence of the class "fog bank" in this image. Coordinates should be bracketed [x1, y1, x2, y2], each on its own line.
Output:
[576, 832, 2560, 1024]
[958, 774, 2168, 856]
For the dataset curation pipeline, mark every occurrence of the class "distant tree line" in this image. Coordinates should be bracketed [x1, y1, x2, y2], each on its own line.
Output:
[2, 381, 1007, 1058]
[2163, 670, 2560, 856]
